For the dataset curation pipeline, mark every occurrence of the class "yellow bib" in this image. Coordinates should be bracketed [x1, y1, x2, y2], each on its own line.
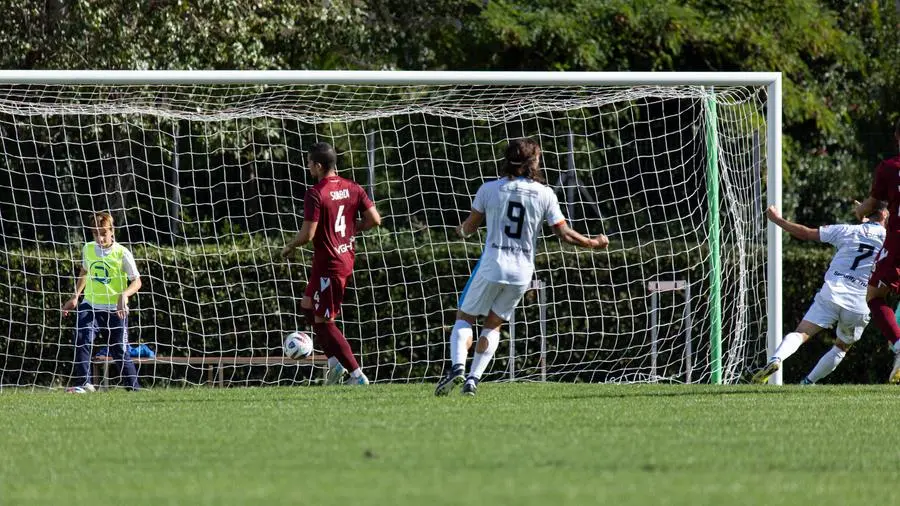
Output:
[83, 242, 127, 306]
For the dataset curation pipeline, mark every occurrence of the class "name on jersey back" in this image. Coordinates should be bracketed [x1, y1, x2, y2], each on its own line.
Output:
[500, 185, 539, 197]
[330, 189, 350, 201]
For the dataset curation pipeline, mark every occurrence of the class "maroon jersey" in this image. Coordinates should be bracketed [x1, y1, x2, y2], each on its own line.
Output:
[869, 155, 900, 291]
[304, 175, 374, 277]
[871, 155, 900, 239]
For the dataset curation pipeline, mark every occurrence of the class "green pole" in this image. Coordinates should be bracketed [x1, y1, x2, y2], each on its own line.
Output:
[705, 90, 722, 384]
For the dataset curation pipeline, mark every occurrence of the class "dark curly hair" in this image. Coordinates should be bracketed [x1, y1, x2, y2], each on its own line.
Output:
[503, 138, 544, 183]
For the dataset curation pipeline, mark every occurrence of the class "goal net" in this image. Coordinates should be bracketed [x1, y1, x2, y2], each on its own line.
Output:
[0, 72, 777, 389]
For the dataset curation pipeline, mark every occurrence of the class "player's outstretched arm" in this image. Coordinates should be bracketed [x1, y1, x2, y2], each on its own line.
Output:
[281, 220, 318, 258]
[765, 205, 819, 241]
[456, 210, 485, 238]
[356, 206, 382, 232]
[552, 222, 609, 249]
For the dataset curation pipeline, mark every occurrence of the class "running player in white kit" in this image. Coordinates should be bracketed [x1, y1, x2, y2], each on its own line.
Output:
[753, 202, 887, 384]
[434, 138, 609, 396]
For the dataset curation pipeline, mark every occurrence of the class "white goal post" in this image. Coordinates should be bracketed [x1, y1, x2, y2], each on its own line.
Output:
[0, 70, 782, 388]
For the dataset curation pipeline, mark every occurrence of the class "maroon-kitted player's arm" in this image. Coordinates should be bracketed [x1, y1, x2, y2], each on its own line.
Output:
[356, 207, 381, 232]
[355, 190, 381, 232]
[282, 188, 321, 257]
[856, 161, 891, 220]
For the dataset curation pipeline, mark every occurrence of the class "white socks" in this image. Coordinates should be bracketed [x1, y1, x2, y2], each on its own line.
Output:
[450, 320, 473, 368]
[468, 329, 500, 380]
[804, 346, 846, 384]
[327, 356, 340, 369]
[766, 332, 850, 384]
[771, 332, 805, 363]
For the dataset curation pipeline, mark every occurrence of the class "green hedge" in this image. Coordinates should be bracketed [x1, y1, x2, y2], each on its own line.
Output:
[1, 236, 887, 386]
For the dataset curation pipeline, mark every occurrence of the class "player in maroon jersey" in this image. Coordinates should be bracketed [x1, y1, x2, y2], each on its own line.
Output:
[855, 118, 900, 382]
[282, 142, 382, 385]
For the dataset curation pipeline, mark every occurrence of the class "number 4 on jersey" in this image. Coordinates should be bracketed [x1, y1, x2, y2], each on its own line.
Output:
[334, 204, 346, 237]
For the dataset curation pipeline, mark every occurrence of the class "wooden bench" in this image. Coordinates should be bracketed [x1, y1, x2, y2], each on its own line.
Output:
[92, 354, 327, 388]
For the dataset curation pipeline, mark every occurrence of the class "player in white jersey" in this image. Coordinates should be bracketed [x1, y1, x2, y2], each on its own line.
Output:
[435, 138, 609, 396]
[752, 202, 887, 384]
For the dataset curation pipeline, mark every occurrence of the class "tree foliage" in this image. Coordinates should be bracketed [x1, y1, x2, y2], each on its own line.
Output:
[0, 0, 896, 223]
[1, 0, 899, 384]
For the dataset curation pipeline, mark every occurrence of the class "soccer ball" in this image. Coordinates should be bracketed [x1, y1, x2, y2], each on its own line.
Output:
[283, 331, 313, 359]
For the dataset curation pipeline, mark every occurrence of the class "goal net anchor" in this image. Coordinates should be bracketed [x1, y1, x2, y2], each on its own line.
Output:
[507, 279, 548, 382]
[647, 280, 693, 383]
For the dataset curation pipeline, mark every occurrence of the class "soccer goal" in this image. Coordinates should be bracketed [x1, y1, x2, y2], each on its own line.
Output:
[0, 70, 781, 388]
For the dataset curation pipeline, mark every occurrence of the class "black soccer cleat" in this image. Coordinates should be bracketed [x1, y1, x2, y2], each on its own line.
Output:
[434, 365, 465, 396]
[461, 378, 477, 397]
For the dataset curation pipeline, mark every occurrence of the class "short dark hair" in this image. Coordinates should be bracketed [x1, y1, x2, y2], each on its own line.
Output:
[308, 142, 337, 170]
[503, 138, 544, 183]
[867, 199, 889, 222]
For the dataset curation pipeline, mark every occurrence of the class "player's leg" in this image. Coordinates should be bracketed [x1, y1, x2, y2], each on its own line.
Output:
[866, 281, 900, 383]
[328, 322, 367, 385]
[299, 295, 318, 329]
[867, 284, 898, 341]
[751, 317, 824, 384]
[435, 275, 496, 396]
[450, 310, 476, 374]
[103, 310, 140, 391]
[802, 307, 867, 384]
[310, 275, 367, 385]
[461, 310, 505, 397]
[450, 270, 485, 370]
[304, 293, 344, 382]
[68, 302, 98, 393]
[866, 251, 900, 354]
[462, 283, 529, 396]
[434, 310, 475, 396]
[303, 279, 343, 384]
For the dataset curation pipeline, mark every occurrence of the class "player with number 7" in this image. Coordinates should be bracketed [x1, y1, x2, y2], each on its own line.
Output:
[752, 202, 887, 384]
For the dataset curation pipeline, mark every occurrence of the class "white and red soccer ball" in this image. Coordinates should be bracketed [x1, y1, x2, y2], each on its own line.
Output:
[283, 331, 313, 359]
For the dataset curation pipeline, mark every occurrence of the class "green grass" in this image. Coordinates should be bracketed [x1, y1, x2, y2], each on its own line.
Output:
[2, 384, 900, 505]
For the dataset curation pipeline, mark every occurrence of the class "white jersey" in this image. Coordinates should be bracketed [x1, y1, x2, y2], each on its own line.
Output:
[817, 222, 885, 314]
[470, 178, 566, 285]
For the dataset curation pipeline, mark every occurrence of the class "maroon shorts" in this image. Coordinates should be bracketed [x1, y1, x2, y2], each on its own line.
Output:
[869, 245, 900, 292]
[304, 272, 348, 320]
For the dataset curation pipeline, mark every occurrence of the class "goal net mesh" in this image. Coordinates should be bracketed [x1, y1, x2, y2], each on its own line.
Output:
[0, 80, 769, 388]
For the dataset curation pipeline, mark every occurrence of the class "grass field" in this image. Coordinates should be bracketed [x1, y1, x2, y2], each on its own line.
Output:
[2, 384, 900, 505]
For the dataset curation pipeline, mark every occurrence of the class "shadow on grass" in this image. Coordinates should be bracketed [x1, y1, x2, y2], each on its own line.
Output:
[558, 387, 799, 400]
[130, 385, 379, 404]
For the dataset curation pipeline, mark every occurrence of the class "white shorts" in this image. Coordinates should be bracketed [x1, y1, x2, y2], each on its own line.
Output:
[458, 275, 529, 321]
[802, 295, 870, 344]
